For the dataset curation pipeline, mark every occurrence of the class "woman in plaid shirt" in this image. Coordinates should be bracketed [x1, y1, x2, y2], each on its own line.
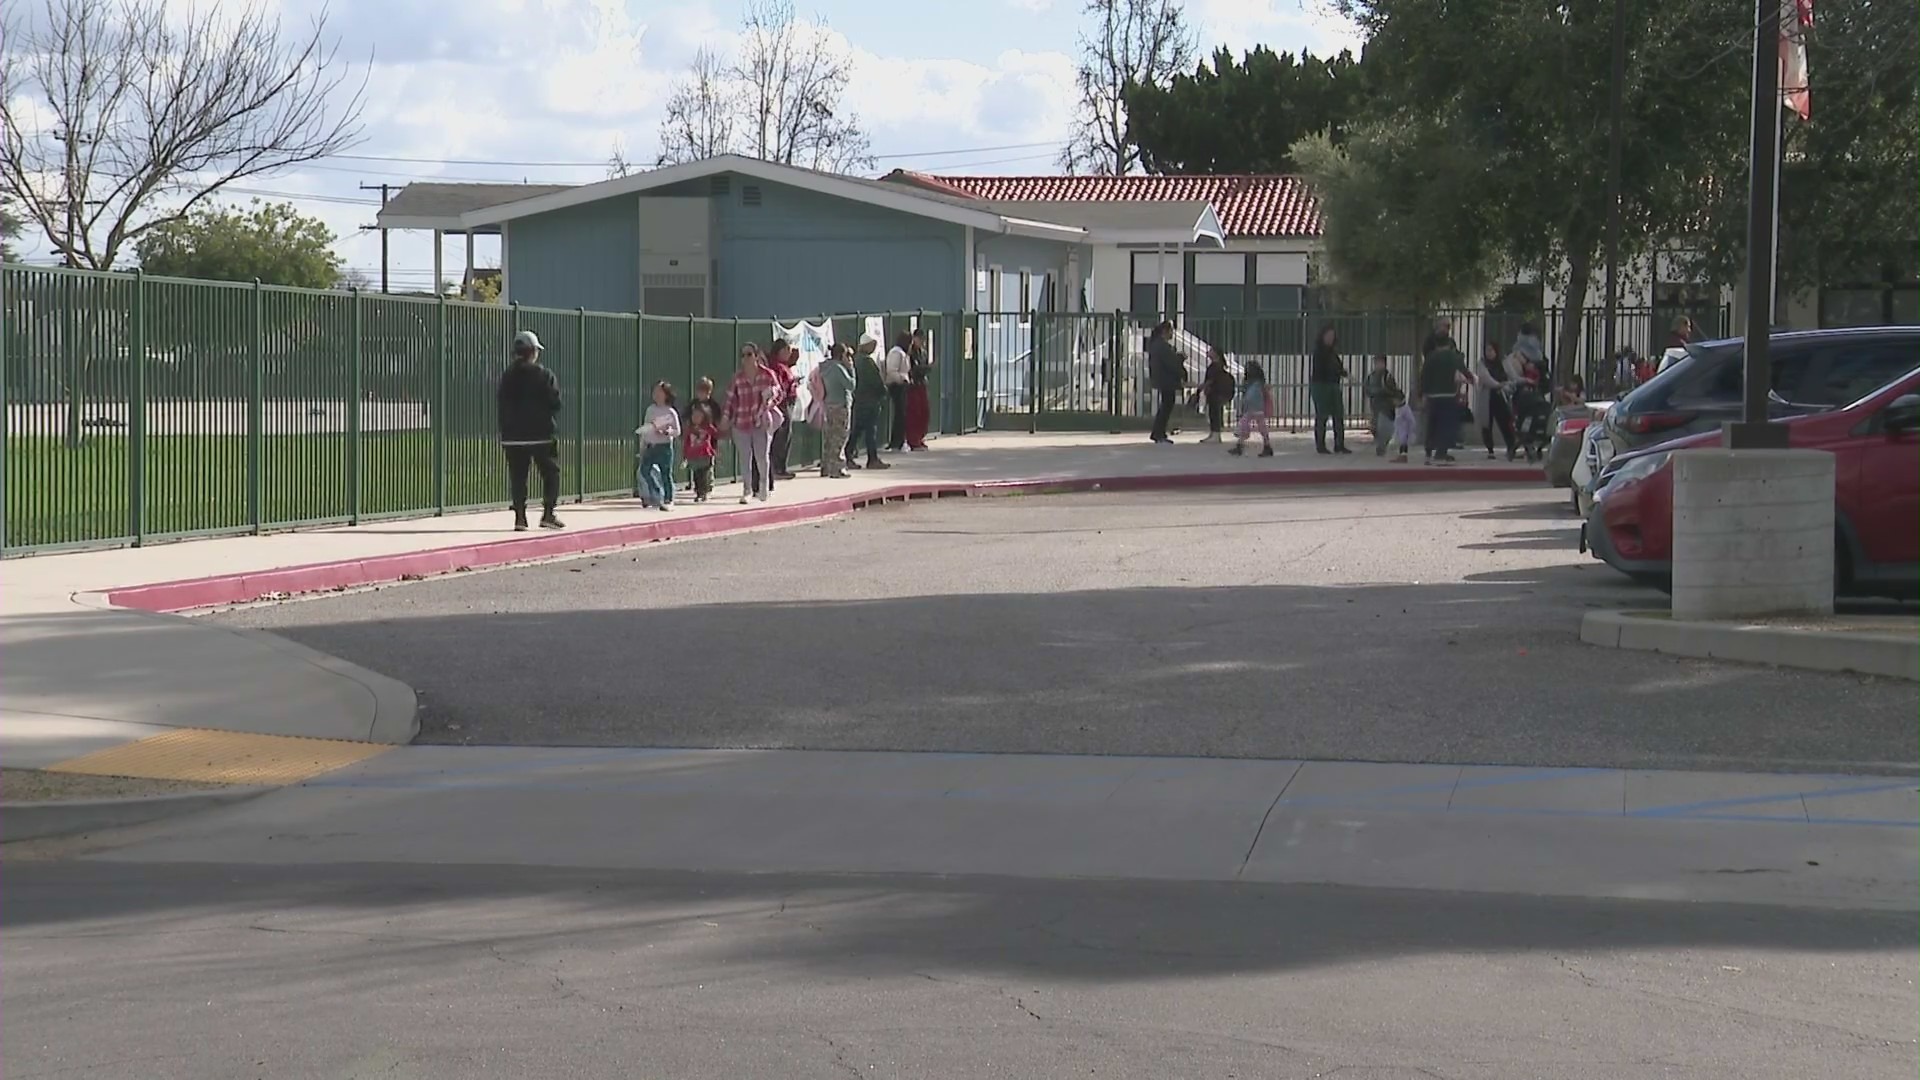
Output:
[724, 344, 781, 503]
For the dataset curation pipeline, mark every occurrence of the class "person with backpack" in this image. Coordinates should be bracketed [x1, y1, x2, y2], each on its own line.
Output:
[1193, 345, 1236, 443]
[496, 329, 564, 531]
[1227, 361, 1275, 458]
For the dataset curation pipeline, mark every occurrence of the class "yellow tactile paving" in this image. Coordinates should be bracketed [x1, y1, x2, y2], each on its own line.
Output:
[45, 729, 391, 785]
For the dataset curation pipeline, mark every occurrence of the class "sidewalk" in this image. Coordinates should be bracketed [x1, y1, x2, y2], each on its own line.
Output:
[0, 432, 1536, 800]
[1584, 608, 1919, 681]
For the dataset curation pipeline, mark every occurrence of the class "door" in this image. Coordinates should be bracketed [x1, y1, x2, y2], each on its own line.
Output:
[1850, 395, 1920, 567]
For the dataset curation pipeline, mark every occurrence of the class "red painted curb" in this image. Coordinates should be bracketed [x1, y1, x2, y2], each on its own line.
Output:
[102, 467, 1538, 612]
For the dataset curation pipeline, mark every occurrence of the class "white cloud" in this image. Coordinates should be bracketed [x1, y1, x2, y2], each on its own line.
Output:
[1193, 0, 1367, 58]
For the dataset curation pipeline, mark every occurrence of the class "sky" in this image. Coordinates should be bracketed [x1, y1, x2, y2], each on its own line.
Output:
[7, 0, 1362, 290]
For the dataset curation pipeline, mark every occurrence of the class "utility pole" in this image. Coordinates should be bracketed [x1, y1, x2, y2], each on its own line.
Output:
[1600, 0, 1626, 387]
[1728, 0, 1786, 449]
[359, 183, 393, 293]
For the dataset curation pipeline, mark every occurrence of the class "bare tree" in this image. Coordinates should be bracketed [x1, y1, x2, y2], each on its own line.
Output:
[653, 1, 873, 173]
[0, 0, 366, 270]
[607, 139, 635, 179]
[655, 47, 741, 166]
[1062, 0, 1195, 175]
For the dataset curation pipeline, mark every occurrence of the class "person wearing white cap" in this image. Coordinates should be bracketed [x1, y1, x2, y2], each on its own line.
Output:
[496, 329, 564, 530]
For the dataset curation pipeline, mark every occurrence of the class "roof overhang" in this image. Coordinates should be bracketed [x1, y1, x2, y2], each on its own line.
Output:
[458, 155, 1101, 243]
[981, 200, 1224, 248]
[376, 182, 576, 234]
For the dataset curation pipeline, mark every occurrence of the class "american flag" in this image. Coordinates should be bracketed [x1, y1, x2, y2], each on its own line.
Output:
[1781, 0, 1813, 121]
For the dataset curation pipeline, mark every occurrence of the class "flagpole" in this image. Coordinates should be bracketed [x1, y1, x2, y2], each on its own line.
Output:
[1727, 0, 1786, 449]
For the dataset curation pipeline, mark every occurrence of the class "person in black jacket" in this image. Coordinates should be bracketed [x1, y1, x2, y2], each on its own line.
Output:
[1146, 320, 1185, 444]
[1192, 346, 1236, 443]
[1309, 323, 1350, 454]
[497, 330, 564, 531]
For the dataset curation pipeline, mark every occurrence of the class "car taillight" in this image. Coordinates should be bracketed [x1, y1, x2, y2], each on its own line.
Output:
[1557, 418, 1590, 437]
[1622, 410, 1695, 434]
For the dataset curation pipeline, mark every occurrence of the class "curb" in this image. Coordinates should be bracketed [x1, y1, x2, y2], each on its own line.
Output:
[101, 468, 1537, 614]
[0, 786, 270, 843]
[1580, 609, 1918, 681]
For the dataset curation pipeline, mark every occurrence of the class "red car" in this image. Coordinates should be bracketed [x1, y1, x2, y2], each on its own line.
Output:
[1587, 367, 1920, 597]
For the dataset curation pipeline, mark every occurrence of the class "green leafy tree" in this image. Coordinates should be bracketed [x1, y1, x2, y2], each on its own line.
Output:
[135, 200, 344, 288]
[1291, 121, 1504, 309]
[1126, 46, 1363, 174]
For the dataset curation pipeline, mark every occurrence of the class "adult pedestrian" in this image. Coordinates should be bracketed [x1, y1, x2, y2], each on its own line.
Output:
[847, 332, 891, 470]
[724, 343, 780, 503]
[1471, 341, 1518, 460]
[765, 339, 800, 484]
[904, 327, 933, 451]
[1420, 316, 1455, 362]
[818, 342, 857, 478]
[1659, 316, 1694, 373]
[883, 331, 913, 452]
[1419, 338, 1470, 466]
[1146, 320, 1185, 444]
[1309, 323, 1350, 454]
[496, 329, 564, 531]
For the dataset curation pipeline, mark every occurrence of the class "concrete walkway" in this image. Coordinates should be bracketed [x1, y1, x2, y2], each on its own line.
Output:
[0, 433, 1534, 773]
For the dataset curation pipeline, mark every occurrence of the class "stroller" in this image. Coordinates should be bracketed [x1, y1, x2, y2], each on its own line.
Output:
[1509, 381, 1553, 462]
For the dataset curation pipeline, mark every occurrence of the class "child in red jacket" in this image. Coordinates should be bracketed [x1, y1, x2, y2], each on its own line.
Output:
[682, 401, 719, 503]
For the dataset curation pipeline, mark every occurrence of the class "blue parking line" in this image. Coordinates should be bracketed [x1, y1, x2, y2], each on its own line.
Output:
[1628, 779, 1917, 819]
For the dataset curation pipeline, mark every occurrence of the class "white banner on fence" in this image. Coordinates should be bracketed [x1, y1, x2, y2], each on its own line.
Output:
[773, 318, 831, 418]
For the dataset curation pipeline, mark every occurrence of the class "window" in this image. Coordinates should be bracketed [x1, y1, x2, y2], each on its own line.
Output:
[1254, 285, 1303, 311]
[1799, 342, 1917, 406]
[1188, 253, 1247, 316]
[986, 268, 1004, 324]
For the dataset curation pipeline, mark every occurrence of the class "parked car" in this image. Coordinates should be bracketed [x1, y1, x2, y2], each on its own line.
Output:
[1601, 326, 1920, 461]
[1545, 399, 1611, 489]
[1568, 418, 1617, 520]
[1586, 367, 1920, 598]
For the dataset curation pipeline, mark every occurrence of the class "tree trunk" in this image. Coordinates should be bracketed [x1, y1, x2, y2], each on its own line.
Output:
[1555, 246, 1593, 384]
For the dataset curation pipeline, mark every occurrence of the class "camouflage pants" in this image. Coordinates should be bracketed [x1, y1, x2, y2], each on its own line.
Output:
[820, 404, 851, 476]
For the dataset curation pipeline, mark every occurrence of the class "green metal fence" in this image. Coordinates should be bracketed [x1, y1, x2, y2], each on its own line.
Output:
[1, 264, 964, 554]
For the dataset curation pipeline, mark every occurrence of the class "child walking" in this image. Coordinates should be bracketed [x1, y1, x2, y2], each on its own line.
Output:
[682, 401, 719, 502]
[1363, 354, 1403, 458]
[637, 381, 681, 511]
[1228, 361, 1275, 458]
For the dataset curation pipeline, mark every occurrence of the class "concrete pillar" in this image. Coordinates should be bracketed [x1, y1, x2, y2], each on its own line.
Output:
[1671, 449, 1834, 620]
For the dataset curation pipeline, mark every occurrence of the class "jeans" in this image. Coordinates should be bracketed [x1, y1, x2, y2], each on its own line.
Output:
[1424, 397, 1461, 458]
[638, 442, 674, 506]
[886, 383, 909, 449]
[503, 441, 560, 514]
[1149, 387, 1179, 441]
[1481, 392, 1516, 454]
[848, 404, 882, 462]
[1310, 383, 1345, 450]
[820, 403, 851, 475]
[769, 413, 793, 476]
[1371, 408, 1396, 455]
[733, 426, 773, 496]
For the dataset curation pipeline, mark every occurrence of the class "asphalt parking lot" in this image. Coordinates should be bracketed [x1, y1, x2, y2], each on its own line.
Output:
[214, 486, 1920, 774]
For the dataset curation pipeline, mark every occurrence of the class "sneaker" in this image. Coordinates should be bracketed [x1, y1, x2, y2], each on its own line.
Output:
[1258, 445, 1274, 458]
[1435, 455, 1457, 467]
[739, 495, 751, 504]
[1392, 453, 1409, 463]
[539, 514, 565, 529]
[695, 494, 708, 503]
[866, 459, 892, 470]
[1315, 447, 1332, 455]
[846, 459, 863, 471]
[659, 503, 673, 513]
[512, 514, 529, 532]
[1335, 446, 1352, 455]
[1228, 444, 1245, 457]
[909, 445, 929, 452]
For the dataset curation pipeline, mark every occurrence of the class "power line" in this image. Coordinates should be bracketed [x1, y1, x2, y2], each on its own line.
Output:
[318, 140, 1065, 169]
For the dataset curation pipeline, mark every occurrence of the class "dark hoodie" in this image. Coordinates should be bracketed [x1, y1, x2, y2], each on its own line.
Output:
[497, 359, 561, 443]
[1310, 340, 1345, 385]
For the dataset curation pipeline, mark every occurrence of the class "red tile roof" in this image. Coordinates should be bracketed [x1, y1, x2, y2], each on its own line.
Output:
[883, 170, 1321, 238]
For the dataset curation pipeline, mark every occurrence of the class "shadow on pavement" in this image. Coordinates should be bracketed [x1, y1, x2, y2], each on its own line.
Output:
[207, 568, 1920, 775]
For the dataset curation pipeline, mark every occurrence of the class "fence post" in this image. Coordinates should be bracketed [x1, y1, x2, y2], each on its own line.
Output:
[348, 287, 363, 526]
[574, 307, 587, 502]
[433, 293, 447, 515]
[1026, 313, 1039, 435]
[0, 267, 7, 553]
[248, 278, 263, 533]
[633, 313, 645, 497]
[1108, 311, 1123, 433]
[129, 270, 146, 546]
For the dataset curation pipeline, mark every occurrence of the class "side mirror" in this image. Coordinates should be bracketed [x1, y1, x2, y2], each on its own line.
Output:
[1884, 394, 1920, 434]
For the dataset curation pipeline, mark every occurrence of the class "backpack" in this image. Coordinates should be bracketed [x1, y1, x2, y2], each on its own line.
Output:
[1238, 380, 1266, 413]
